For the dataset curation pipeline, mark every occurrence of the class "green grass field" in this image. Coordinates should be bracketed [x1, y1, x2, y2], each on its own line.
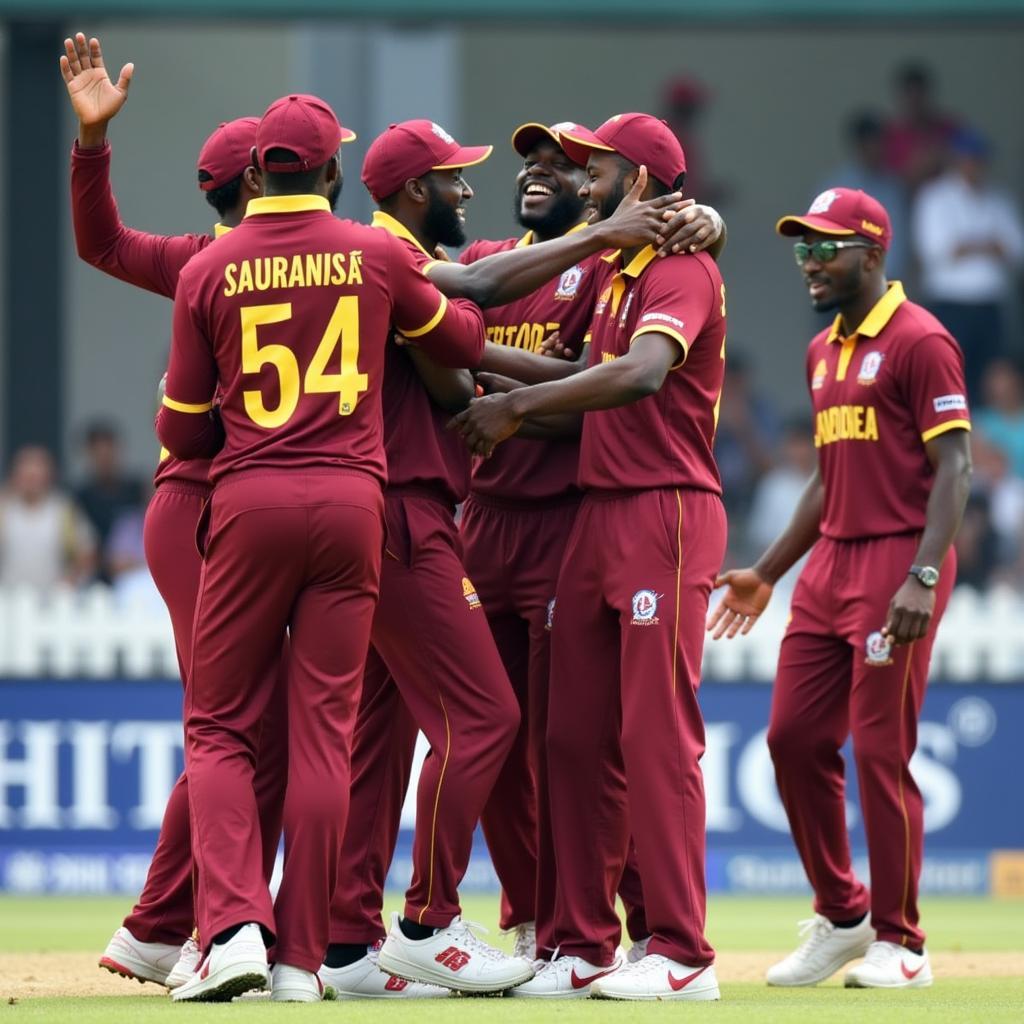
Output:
[2, 894, 1022, 1022]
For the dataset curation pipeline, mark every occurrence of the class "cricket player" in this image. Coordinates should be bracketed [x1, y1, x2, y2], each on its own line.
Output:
[708, 188, 971, 989]
[61, 32, 286, 990]
[452, 113, 727, 1001]
[324, 119, 701, 997]
[157, 93, 486, 1003]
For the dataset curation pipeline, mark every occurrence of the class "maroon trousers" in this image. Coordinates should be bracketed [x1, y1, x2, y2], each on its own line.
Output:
[462, 495, 648, 954]
[329, 491, 519, 933]
[186, 471, 383, 972]
[124, 484, 287, 946]
[548, 488, 726, 967]
[768, 534, 955, 949]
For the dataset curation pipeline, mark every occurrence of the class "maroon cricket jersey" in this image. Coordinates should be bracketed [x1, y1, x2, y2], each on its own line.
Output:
[460, 227, 599, 502]
[579, 246, 726, 493]
[71, 140, 216, 491]
[807, 282, 971, 540]
[372, 211, 473, 505]
[158, 194, 485, 485]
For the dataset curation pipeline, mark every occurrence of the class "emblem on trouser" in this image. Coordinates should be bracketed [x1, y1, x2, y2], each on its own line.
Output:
[631, 589, 661, 626]
[865, 630, 893, 666]
[545, 598, 556, 631]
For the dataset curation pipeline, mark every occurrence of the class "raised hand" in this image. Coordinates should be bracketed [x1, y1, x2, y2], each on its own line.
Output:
[706, 567, 774, 640]
[598, 166, 693, 250]
[60, 33, 133, 145]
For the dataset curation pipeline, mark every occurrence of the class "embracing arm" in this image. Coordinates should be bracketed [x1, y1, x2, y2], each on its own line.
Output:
[406, 346, 475, 413]
[477, 340, 589, 383]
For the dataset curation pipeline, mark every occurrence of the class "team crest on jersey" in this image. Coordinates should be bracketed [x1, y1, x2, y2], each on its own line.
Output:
[554, 264, 585, 301]
[462, 577, 482, 610]
[631, 589, 660, 626]
[808, 189, 840, 214]
[812, 358, 828, 391]
[545, 598, 556, 631]
[595, 286, 611, 316]
[865, 630, 893, 667]
[857, 351, 884, 385]
[430, 122, 455, 145]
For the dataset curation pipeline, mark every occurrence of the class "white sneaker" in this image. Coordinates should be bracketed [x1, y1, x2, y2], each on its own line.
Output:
[165, 936, 201, 989]
[766, 914, 874, 987]
[509, 952, 622, 998]
[319, 940, 450, 998]
[508, 921, 537, 961]
[845, 941, 933, 988]
[98, 926, 183, 986]
[377, 912, 534, 994]
[591, 954, 720, 1001]
[270, 963, 323, 1002]
[627, 936, 651, 963]
[170, 923, 269, 1002]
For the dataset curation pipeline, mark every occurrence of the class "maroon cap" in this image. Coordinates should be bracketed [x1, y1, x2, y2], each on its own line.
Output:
[559, 113, 686, 190]
[256, 94, 356, 173]
[196, 117, 259, 191]
[776, 187, 892, 251]
[510, 121, 586, 158]
[361, 120, 492, 202]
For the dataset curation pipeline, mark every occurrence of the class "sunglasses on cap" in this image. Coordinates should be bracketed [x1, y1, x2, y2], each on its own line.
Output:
[793, 240, 879, 265]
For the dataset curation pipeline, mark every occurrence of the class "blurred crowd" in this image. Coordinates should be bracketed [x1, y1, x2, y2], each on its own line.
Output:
[0, 61, 1020, 598]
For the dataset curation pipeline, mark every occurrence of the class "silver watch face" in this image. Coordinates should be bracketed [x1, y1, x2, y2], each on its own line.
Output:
[916, 566, 940, 588]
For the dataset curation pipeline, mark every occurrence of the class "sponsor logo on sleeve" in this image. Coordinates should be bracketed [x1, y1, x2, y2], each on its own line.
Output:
[554, 264, 585, 301]
[461, 577, 482, 610]
[857, 351, 884, 385]
[865, 630, 893, 667]
[640, 312, 686, 330]
[933, 394, 968, 413]
[631, 589, 661, 626]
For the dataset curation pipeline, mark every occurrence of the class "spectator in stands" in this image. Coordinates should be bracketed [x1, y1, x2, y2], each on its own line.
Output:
[824, 111, 908, 280]
[912, 130, 1024, 401]
[661, 74, 729, 206]
[745, 419, 817, 578]
[975, 358, 1024, 479]
[0, 445, 97, 588]
[883, 62, 960, 191]
[714, 352, 781, 526]
[74, 420, 144, 582]
[970, 432, 1024, 587]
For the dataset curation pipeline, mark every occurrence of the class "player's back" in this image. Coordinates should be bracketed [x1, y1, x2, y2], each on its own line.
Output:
[179, 199, 399, 485]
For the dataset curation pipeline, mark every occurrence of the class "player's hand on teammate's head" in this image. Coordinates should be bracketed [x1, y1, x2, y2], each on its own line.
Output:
[882, 577, 936, 646]
[598, 165, 689, 250]
[60, 33, 133, 131]
[448, 392, 523, 457]
[706, 567, 774, 640]
[657, 203, 724, 257]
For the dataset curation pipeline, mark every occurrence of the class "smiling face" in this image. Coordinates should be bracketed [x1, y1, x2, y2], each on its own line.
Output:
[421, 167, 473, 246]
[578, 150, 634, 225]
[514, 139, 586, 238]
[798, 230, 880, 313]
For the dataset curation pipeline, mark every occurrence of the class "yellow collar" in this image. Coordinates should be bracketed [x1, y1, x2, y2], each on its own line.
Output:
[213, 222, 232, 238]
[244, 194, 331, 218]
[827, 281, 906, 343]
[516, 220, 590, 248]
[601, 245, 658, 279]
[371, 210, 432, 258]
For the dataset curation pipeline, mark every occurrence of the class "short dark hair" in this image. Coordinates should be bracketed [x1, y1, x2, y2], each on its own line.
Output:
[261, 148, 325, 195]
[198, 170, 243, 218]
[648, 170, 687, 197]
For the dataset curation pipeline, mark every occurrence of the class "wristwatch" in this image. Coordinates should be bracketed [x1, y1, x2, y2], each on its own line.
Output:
[909, 565, 940, 588]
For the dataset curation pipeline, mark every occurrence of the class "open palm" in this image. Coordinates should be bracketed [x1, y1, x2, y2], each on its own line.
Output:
[60, 33, 133, 127]
[706, 568, 774, 640]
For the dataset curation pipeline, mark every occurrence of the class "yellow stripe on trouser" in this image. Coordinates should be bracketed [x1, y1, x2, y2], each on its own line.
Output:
[896, 642, 916, 944]
[418, 693, 452, 924]
[671, 489, 683, 695]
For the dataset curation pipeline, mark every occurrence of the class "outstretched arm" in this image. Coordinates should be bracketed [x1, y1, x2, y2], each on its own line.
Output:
[60, 32, 132, 149]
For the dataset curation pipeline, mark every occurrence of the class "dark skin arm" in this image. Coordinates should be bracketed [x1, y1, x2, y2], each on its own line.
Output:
[478, 338, 589, 383]
[706, 468, 824, 639]
[450, 333, 679, 456]
[882, 429, 971, 645]
[405, 345, 475, 413]
[474, 371, 582, 438]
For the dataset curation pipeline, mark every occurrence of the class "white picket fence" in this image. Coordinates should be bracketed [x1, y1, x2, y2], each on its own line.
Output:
[0, 583, 1020, 681]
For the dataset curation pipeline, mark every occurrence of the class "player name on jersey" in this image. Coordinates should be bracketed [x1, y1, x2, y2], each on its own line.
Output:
[223, 251, 364, 295]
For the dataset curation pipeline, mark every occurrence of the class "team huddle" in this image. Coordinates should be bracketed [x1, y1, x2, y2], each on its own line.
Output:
[62, 29, 971, 1005]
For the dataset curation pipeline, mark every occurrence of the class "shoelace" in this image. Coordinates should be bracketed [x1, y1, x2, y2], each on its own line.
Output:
[862, 941, 902, 966]
[618, 952, 666, 976]
[179, 937, 200, 963]
[510, 922, 536, 960]
[449, 919, 512, 962]
[790, 916, 833, 959]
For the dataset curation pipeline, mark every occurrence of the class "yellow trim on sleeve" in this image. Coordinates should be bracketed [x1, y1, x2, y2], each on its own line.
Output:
[631, 323, 689, 367]
[162, 395, 213, 414]
[371, 209, 433, 258]
[922, 419, 971, 443]
[400, 294, 448, 338]
[244, 194, 331, 218]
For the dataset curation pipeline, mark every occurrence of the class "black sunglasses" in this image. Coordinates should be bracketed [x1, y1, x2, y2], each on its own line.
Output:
[793, 240, 878, 265]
